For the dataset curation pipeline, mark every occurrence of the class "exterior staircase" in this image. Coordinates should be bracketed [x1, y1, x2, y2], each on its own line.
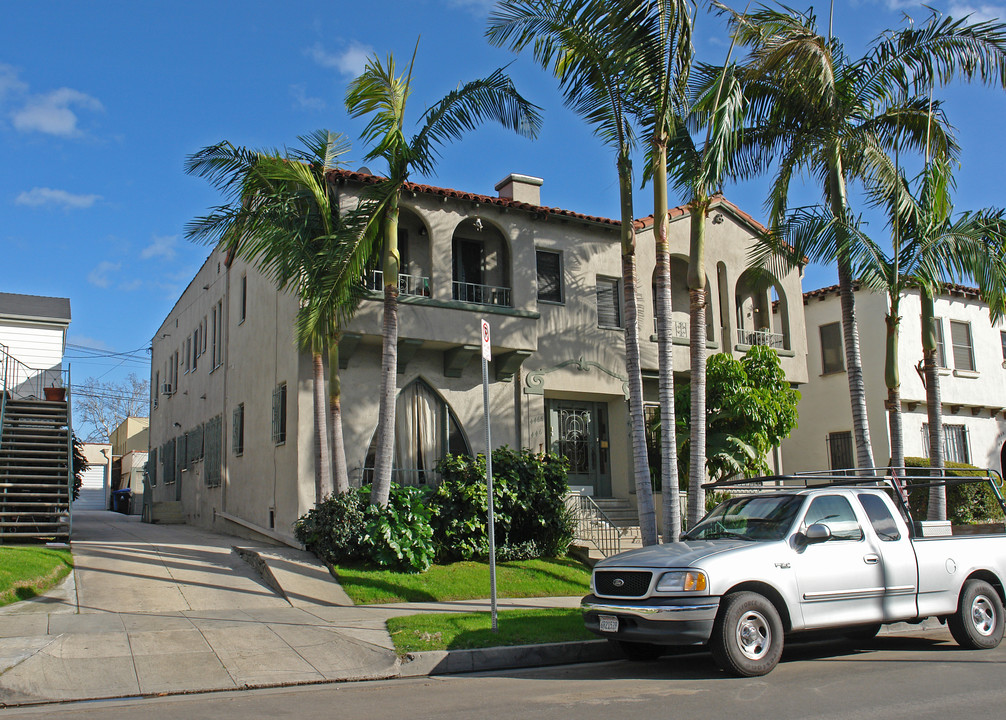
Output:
[567, 494, 643, 564]
[0, 398, 71, 542]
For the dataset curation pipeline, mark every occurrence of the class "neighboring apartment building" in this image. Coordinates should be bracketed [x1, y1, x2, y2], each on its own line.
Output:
[110, 416, 148, 514]
[782, 284, 1006, 476]
[0, 292, 71, 396]
[147, 171, 808, 544]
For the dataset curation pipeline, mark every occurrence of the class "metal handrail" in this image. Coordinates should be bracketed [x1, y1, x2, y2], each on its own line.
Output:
[0, 342, 68, 400]
[369, 270, 431, 298]
[452, 281, 512, 307]
[737, 328, 785, 348]
[566, 492, 621, 558]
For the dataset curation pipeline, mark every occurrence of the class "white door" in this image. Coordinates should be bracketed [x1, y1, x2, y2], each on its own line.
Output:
[74, 465, 107, 511]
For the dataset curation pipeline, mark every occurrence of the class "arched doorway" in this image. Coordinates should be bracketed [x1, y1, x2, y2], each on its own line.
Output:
[364, 379, 471, 487]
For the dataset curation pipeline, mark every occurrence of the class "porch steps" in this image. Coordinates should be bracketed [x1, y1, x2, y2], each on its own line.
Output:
[589, 497, 643, 541]
[0, 399, 71, 542]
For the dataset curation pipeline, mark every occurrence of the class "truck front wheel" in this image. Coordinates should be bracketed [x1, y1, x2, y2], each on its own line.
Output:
[710, 592, 784, 677]
[948, 579, 1005, 650]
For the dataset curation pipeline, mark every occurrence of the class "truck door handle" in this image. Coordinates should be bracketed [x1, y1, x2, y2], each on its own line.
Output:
[864, 554, 880, 565]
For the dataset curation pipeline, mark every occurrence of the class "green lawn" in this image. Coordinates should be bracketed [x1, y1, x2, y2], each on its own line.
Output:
[332, 557, 591, 605]
[0, 546, 73, 607]
[387, 608, 594, 654]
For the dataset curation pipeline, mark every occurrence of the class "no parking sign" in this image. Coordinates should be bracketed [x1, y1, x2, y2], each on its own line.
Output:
[481, 319, 491, 361]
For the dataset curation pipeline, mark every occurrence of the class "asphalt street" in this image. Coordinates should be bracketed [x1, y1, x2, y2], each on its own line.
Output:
[6, 628, 1004, 720]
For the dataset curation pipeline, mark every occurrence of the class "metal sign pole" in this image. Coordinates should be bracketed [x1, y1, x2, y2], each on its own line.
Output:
[481, 319, 498, 632]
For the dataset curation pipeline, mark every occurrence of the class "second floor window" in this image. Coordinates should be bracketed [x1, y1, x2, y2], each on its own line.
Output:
[1000, 330, 1006, 363]
[239, 274, 247, 324]
[819, 322, 844, 374]
[950, 320, 976, 372]
[596, 277, 621, 328]
[933, 317, 948, 368]
[536, 250, 562, 303]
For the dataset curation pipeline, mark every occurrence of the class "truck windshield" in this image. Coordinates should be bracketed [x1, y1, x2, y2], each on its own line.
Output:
[682, 495, 805, 541]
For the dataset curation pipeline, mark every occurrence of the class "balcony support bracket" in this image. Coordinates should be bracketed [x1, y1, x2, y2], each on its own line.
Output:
[495, 350, 532, 382]
[444, 344, 479, 378]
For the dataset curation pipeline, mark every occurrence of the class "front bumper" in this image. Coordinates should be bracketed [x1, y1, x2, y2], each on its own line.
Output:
[581, 594, 720, 645]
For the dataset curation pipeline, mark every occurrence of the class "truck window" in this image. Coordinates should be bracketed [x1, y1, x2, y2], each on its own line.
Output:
[857, 493, 901, 541]
[802, 495, 863, 541]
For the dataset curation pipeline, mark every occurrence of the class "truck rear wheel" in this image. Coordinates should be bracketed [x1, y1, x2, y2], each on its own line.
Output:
[710, 591, 784, 677]
[948, 579, 1005, 650]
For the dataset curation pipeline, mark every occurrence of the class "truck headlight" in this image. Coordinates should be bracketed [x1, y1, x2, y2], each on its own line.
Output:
[656, 570, 707, 593]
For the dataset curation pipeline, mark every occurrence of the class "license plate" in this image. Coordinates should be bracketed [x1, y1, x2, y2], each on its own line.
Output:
[598, 614, 619, 633]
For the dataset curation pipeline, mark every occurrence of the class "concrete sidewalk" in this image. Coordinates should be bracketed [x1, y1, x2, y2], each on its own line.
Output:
[0, 511, 590, 707]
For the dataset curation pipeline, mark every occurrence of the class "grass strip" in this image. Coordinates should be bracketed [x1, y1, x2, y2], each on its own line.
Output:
[0, 546, 73, 607]
[387, 608, 594, 654]
[332, 557, 590, 605]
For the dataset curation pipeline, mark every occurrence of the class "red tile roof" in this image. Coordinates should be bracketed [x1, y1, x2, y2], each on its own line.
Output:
[633, 194, 770, 235]
[803, 282, 982, 303]
[328, 169, 620, 227]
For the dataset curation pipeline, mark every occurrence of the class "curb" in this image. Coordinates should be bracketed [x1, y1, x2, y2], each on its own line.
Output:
[399, 639, 620, 677]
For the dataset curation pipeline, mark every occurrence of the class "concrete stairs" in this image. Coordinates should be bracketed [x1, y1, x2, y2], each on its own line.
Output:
[0, 398, 71, 542]
[568, 496, 644, 565]
[589, 497, 643, 542]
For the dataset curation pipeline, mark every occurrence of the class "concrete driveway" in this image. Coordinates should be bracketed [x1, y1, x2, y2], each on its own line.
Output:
[0, 511, 399, 704]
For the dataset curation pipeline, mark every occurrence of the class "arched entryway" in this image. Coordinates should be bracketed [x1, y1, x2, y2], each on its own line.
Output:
[364, 378, 471, 487]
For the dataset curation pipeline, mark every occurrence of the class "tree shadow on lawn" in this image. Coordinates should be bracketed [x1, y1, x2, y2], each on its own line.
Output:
[332, 573, 438, 603]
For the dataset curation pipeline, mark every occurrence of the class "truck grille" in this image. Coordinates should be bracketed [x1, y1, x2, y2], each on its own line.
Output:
[595, 570, 652, 597]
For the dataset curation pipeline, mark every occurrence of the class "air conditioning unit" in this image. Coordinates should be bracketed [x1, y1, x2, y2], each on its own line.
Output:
[161, 382, 174, 396]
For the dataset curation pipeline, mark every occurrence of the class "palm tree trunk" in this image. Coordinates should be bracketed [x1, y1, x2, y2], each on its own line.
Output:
[328, 341, 349, 495]
[885, 311, 904, 473]
[921, 288, 947, 520]
[371, 196, 401, 507]
[828, 150, 875, 471]
[686, 200, 707, 529]
[652, 140, 680, 543]
[312, 351, 332, 503]
[618, 151, 658, 547]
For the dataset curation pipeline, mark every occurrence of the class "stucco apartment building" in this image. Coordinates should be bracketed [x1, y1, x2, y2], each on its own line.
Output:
[782, 284, 1006, 476]
[147, 171, 808, 544]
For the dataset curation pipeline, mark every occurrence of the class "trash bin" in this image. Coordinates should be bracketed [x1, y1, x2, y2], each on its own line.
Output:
[112, 489, 132, 515]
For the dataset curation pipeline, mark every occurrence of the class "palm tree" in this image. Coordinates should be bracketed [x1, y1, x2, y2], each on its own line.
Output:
[726, 3, 1006, 473]
[185, 130, 378, 500]
[631, 0, 693, 541]
[345, 45, 542, 508]
[488, 0, 661, 545]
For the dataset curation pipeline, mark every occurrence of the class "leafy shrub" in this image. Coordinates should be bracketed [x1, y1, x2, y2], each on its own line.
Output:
[359, 485, 436, 573]
[706, 490, 733, 513]
[431, 447, 574, 563]
[904, 457, 1005, 525]
[496, 540, 541, 562]
[294, 491, 368, 564]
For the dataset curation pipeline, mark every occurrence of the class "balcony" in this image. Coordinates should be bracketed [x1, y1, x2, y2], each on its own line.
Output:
[368, 270, 430, 298]
[452, 281, 512, 308]
[738, 328, 785, 349]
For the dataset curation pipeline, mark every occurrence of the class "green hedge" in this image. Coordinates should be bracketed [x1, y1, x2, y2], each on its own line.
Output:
[295, 448, 575, 573]
[431, 448, 574, 563]
[903, 457, 1005, 525]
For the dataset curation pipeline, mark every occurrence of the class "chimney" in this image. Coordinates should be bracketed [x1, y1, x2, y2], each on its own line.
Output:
[495, 173, 543, 206]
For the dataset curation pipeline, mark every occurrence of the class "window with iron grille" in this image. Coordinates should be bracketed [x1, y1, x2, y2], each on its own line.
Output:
[272, 383, 287, 445]
[148, 447, 157, 487]
[204, 415, 222, 487]
[827, 431, 855, 470]
[161, 438, 176, 485]
[239, 274, 247, 324]
[536, 250, 563, 303]
[819, 322, 844, 374]
[950, 320, 976, 372]
[596, 276, 621, 328]
[233, 403, 244, 456]
[922, 423, 971, 464]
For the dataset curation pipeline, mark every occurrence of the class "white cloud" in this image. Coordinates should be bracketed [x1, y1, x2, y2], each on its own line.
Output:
[306, 41, 373, 77]
[140, 234, 178, 260]
[15, 187, 101, 209]
[119, 278, 144, 292]
[947, 2, 1005, 22]
[87, 260, 120, 288]
[11, 87, 103, 136]
[0, 64, 28, 101]
[290, 83, 325, 111]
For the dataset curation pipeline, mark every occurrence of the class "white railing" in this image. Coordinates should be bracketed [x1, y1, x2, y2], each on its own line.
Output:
[369, 271, 431, 297]
[737, 328, 785, 349]
[452, 281, 512, 307]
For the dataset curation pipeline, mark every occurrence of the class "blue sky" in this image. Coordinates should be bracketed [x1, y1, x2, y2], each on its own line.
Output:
[3, 0, 1005, 399]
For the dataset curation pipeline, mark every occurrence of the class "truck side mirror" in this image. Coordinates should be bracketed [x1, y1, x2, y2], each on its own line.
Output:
[804, 523, 832, 544]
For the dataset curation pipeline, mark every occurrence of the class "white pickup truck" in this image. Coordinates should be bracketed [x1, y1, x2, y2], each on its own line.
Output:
[582, 471, 1006, 676]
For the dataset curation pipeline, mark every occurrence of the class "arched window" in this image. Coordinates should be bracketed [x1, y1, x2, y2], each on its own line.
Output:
[365, 379, 470, 487]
